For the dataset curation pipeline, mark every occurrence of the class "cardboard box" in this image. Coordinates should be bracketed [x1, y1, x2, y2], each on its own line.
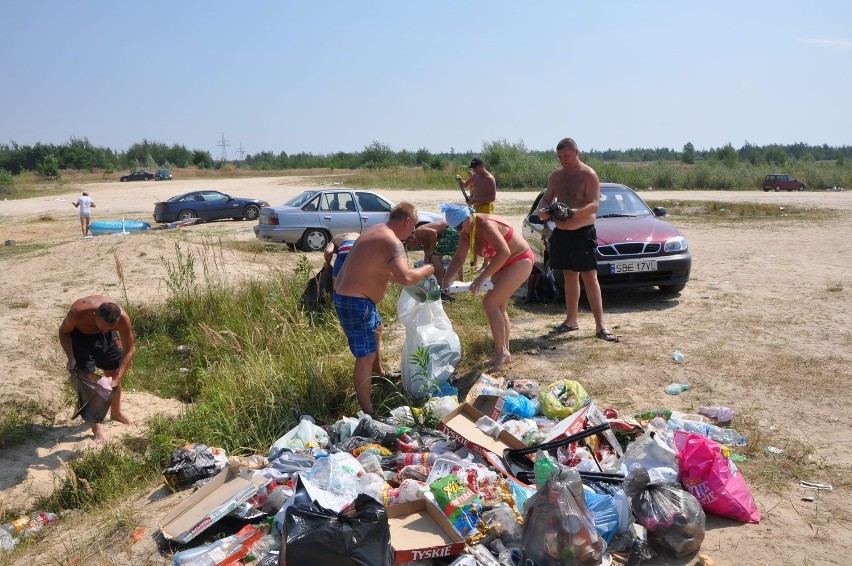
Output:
[470, 394, 504, 421]
[159, 466, 268, 544]
[387, 499, 465, 563]
[439, 402, 526, 458]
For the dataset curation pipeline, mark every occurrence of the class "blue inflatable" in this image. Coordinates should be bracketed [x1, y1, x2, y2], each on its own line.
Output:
[89, 219, 151, 235]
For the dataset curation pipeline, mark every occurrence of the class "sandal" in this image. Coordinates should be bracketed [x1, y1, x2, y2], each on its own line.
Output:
[549, 322, 580, 335]
[596, 328, 620, 342]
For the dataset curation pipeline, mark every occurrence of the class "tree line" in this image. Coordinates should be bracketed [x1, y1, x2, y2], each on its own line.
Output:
[0, 137, 849, 191]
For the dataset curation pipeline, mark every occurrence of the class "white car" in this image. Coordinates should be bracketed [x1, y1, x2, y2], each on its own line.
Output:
[254, 189, 442, 251]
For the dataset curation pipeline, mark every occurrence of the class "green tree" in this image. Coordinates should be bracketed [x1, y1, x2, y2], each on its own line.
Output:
[716, 144, 738, 167]
[36, 153, 61, 178]
[682, 142, 695, 164]
[765, 146, 787, 167]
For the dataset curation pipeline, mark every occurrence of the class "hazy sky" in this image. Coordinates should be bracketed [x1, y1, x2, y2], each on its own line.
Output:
[1, 1, 850, 158]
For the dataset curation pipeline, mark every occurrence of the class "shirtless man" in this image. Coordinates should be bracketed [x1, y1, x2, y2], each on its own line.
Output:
[333, 203, 434, 414]
[59, 295, 136, 443]
[539, 138, 618, 342]
[456, 157, 497, 273]
[323, 231, 361, 279]
[404, 219, 461, 296]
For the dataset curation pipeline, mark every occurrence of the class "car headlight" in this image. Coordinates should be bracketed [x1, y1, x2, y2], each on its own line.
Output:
[664, 236, 687, 252]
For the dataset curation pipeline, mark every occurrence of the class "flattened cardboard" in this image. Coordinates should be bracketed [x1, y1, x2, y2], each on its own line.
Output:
[438, 403, 526, 458]
[387, 499, 465, 563]
[159, 466, 267, 543]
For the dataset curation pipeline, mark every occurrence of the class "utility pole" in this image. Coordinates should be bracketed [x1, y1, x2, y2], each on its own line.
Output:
[235, 143, 246, 161]
[216, 132, 231, 162]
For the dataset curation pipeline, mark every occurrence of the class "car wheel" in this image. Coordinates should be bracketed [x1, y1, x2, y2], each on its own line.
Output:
[300, 228, 330, 252]
[798, 185, 804, 191]
[659, 283, 686, 294]
[243, 205, 260, 221]
[178, 209, 198, 221]
[774, 186, 781, 192]
[762, 188, 770, 192]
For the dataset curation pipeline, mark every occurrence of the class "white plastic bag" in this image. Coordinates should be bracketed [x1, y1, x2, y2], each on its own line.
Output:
[397, 288, 461, 399]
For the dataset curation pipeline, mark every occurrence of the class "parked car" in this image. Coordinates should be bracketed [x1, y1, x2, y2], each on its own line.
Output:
[762, 174, 805, 192]
[522, 183, 691, 293]
[120, 169, 155, 182]
[254, 189, 442, 251]
[153, 190, 269, 223]
[155, 168, 173, 181]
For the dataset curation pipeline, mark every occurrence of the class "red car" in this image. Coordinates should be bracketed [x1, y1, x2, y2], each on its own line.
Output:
[522, 183, 692, 293]
[762, 174, 805, 192]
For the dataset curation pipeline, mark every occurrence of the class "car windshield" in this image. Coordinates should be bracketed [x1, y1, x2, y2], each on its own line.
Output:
[284, 191, 319, 208]
[597, 188, 652, 218]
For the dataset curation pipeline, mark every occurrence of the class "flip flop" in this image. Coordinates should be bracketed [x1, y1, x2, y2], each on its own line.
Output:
[596, 328, 620, 342]
[375, 370, 401, 381]
[550, 322, 580, 335]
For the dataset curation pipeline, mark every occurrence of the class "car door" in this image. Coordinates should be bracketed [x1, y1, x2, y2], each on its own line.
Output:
[199, 190, 235, 220]
[354, 191, 394, 230]
[317, 191, 362, 236]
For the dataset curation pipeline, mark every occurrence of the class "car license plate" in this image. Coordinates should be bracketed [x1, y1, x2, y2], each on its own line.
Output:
[609, 260, 658, 274]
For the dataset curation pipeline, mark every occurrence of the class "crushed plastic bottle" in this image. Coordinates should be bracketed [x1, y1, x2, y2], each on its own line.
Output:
[698, 406, 735, 423]
[672, 349, 685, 363]
[668, 415, 746, 446]
[664, 383, 689, 395]
[22, 511, 58, 536]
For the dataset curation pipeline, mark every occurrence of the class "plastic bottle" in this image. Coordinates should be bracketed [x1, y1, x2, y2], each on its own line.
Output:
[22, 511, 58, 536]
[478, 385, 520, 398]
[672, 350, 685, 363]
[668, 416, 746, 446]
[0, 529, 15, 551]
[635, 408, 672, 420]
[698, 406, 735, 423]
[396, 452, 439, 469]
[2, 517, 29, 537]
[248, 532, 280, 561]
[664, 383, 689, 395]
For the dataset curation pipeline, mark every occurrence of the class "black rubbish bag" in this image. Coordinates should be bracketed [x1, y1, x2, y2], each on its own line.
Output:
[70, 370, 115, 424]
[300, 263, 334, 310]
[526, 264, 558, 304]
[623, 466, 706, 558]
[162, 443, 223, 491]
[283, 475, 392, 566]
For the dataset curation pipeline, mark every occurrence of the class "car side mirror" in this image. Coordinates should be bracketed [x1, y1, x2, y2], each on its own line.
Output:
[653, 207, 667, 217]
[528, 214, 544, 224]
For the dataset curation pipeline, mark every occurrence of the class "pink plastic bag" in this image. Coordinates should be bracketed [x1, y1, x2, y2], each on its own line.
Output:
[674, 430, 760, 523]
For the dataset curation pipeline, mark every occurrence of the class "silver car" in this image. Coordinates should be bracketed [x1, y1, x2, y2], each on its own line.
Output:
[253, 189, 442, 251]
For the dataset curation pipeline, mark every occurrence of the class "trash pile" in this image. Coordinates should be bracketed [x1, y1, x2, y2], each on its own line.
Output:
[0, 512, 59, 553]
[155, 374, 762, 565]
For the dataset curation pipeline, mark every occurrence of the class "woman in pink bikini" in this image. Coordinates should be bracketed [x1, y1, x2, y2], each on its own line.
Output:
[440, 203, 534, 371]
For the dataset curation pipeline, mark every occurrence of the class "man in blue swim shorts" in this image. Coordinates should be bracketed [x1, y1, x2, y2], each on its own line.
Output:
[334, 203, 434, 415]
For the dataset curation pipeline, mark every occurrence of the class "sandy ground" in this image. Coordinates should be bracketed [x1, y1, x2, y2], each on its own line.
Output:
[0, 176, 850, 565]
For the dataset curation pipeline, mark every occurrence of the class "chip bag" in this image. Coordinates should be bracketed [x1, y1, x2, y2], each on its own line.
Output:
[429, 474, 481, 538]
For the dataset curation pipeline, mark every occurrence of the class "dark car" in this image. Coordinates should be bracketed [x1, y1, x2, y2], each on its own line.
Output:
[522, 183, 691, 293]
[153, 190, 269, 223]
[762, 174, 805, 192]
[120, 169, 155, 182]
[155, 168, 173, 181]
[254, 189, 442, 251]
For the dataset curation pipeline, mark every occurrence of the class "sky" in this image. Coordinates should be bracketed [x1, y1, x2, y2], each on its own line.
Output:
[1, 1, 850, 158]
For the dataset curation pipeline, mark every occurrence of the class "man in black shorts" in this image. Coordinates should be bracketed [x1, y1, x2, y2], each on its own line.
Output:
[539, 138, 618, 342]
[59, 295, 136, 442]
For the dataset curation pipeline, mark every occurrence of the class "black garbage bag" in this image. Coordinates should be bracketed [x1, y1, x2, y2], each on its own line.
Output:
[283, 475, 392, 566]
[70, 370, 115, 423]
[300, 263, 334, 310]
[162, 443, 224, 490]
[623, 466, 705, 558]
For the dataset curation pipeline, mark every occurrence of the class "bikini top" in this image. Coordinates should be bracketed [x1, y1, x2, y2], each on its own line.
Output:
[478, 219, 513, 258]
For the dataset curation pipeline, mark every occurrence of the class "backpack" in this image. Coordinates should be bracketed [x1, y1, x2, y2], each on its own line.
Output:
[526, 265, 558, 304]
[300, 263, 334, 310]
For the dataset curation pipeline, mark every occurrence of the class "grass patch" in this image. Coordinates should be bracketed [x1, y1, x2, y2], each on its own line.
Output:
[0, 242, 50, 258]
[0, 399, 58, 449]
[646, 199, 839, 222]
[825, 278, 845, 292]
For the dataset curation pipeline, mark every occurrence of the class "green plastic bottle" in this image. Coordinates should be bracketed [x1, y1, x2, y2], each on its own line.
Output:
[635, 408, 672, 420]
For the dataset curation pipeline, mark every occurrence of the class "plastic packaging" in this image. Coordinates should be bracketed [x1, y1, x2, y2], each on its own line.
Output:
[501, 394, 539, 418]
[0, 529, 15, 551]
[668, 414, 746, 446]
[635, 408, 673, 420]
[1, 516, 28, 537]
[664, 383, 689, 395]
[698, 406, 735, 423]
[446, 279, 494, 293]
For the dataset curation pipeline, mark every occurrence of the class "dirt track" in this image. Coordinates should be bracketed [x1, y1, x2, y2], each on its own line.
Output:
[1, 177, 850, 565]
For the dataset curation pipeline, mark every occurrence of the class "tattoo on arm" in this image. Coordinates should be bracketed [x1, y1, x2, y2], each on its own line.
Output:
[387, 242, 405, 263]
